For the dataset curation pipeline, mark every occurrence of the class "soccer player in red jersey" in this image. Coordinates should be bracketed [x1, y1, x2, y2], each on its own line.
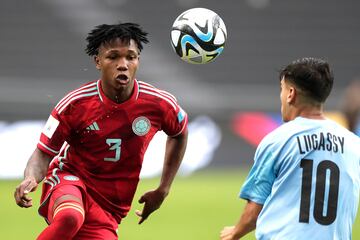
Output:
[14, 22, 188, 239]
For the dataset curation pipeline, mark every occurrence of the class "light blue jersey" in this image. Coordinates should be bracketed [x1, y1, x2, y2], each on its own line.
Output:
[240, 117, 360, 240]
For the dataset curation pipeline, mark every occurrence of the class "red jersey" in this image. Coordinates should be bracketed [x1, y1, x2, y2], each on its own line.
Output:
[37, 79, 188, 222]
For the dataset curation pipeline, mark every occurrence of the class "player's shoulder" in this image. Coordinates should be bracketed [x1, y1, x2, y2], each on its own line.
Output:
[320, 117, 360, 141]
[138, 80, 179, 110]
[257, 118, 306, 151]
[54, 80, 100, 114]
[332, 121, 360, 144]
[260, 120, 294, 143]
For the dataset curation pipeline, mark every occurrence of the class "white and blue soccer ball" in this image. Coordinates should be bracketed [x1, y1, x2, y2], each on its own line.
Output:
[170, 8, 227, 64]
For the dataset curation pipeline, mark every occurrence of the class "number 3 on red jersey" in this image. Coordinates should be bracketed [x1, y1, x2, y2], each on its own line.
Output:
[104, 138, 121, 162]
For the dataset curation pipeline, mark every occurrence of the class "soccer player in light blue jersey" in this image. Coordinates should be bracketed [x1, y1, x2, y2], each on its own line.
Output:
[221, 57, 360, 240]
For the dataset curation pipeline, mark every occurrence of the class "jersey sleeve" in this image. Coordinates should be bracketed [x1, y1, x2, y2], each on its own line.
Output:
[162, 103, 188, 137]
[37, 108, 71, 157]
[239, 140, 277, 205]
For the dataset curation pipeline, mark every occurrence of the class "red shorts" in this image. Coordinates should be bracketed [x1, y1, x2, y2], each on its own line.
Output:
[39, 169, 118, 240]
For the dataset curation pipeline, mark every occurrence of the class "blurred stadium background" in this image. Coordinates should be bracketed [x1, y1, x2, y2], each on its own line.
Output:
[1, 0, 359, 239]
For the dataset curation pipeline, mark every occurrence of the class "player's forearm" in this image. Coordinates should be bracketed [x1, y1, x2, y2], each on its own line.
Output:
[233, 201, 263, 239]
[232, 218, 256, 239]
[24, 148, 52, 183]
[158, 129, 188, 194]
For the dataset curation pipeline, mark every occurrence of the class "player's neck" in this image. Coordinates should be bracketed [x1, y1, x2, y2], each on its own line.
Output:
[113, 89, 132, 103]
[294, 105, 325, 120]
[101, 82, 134, 104]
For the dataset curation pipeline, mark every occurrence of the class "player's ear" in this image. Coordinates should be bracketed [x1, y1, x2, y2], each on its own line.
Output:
[287, 86, 296, 104]
[94, 56, 101, 70]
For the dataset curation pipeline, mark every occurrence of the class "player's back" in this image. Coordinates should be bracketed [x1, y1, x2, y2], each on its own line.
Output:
[256, 117, 360, 240]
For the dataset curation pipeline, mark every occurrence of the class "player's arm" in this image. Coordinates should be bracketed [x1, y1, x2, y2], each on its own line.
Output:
[136, 128, 188, 224]
[158, 128, 188, 194]
[220, 200, 263, 240]
[14, 148, 53, 208]
[221, 137, 277, 239]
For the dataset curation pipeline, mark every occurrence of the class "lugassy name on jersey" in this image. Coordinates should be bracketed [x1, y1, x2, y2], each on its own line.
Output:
[296, 132, 345, 155]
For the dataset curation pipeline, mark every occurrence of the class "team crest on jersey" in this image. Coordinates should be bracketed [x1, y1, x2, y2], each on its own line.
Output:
[132, 116, 151, 136]
[64, 175, 79, 181]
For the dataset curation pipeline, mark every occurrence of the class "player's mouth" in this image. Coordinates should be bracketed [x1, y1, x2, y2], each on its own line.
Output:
[115, 74, 129, 84]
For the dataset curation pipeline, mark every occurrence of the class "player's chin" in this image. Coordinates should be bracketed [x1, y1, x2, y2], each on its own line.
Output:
[282, 117, 290, 122]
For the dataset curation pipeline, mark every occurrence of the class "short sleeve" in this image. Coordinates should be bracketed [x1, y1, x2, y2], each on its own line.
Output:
[37, 108, 71, 156]
[162, 104, 188, 137]
[239, 141, 277, 205]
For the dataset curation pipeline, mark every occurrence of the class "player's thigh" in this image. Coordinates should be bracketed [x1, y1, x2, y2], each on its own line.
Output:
[74, 193, 118, 240]
[48, 184, 84, 221]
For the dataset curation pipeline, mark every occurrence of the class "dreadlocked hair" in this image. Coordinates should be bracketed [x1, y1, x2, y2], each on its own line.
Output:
[85, 22, 149, 56]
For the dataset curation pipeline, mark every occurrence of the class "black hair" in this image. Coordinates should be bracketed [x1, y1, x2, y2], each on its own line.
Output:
[279, 57, 334, 103]
[85, 22, 149, 56]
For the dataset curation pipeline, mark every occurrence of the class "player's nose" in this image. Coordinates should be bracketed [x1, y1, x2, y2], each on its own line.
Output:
[116, 58, 128, 71]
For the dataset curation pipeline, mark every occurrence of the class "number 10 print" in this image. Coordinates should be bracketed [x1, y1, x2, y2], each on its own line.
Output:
[299, 159, 340, 225]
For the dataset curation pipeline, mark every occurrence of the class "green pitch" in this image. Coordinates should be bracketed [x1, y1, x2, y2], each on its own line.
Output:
[2, 170, 360, 239]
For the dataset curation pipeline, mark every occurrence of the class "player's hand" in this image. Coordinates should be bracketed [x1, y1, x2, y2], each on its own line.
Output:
[220, 226, 239, 240]
[135, 188, 168, 224]
[14, 177, 38, 208]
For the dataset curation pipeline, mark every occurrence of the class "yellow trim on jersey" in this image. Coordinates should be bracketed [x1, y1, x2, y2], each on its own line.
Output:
[53, 202, 85, 219]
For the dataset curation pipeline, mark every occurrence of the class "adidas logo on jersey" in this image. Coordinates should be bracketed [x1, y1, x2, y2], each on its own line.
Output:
[86, 122, 100, 131]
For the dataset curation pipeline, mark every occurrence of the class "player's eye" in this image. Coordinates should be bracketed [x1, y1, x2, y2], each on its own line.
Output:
[107, 54, 118, 60]
[127, 54, 137, 61]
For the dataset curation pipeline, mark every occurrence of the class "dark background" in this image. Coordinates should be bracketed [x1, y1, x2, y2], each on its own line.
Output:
[1, 0, 359, 167]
